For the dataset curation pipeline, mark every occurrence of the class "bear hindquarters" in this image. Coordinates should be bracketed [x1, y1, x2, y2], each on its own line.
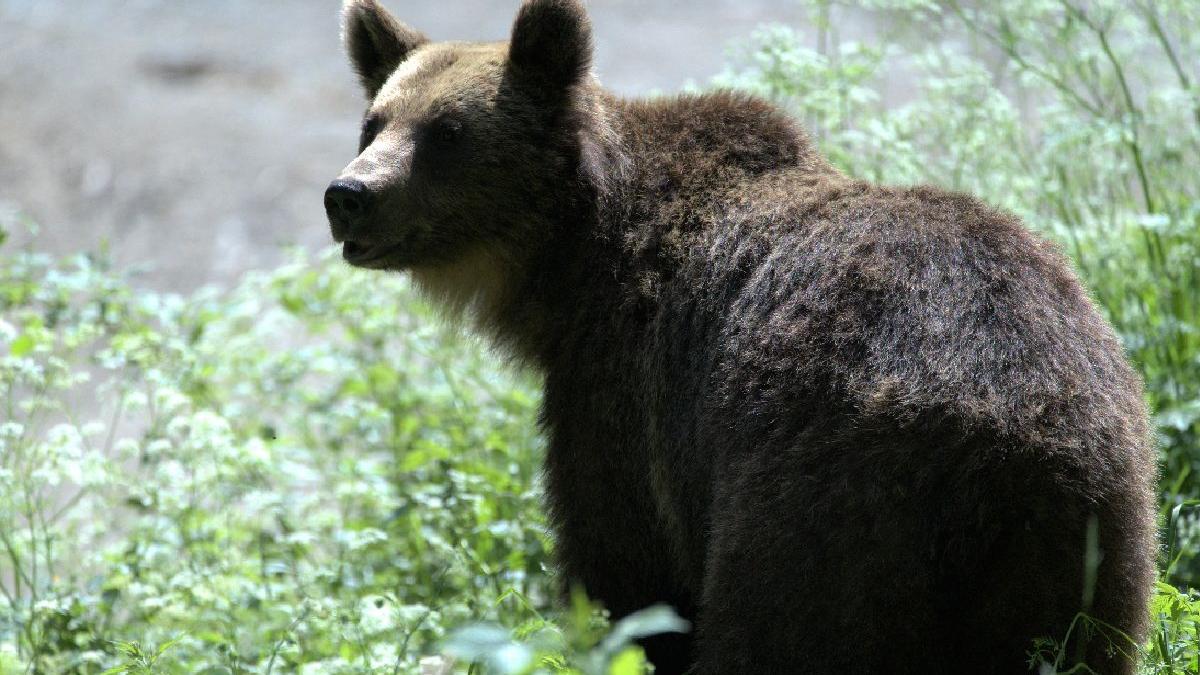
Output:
[692, 424, 1153, 675]
[934, 443, 1154, 675]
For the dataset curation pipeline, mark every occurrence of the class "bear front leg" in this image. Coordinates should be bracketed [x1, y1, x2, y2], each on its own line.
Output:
[543, 438, 698, 675]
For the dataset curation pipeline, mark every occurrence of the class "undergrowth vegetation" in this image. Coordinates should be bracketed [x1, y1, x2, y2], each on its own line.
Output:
[2, 0, 1198, 672]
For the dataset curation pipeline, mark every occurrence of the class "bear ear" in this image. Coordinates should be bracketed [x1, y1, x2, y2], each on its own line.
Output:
[342, 0, 428, 99]
[508, 0, 593, 93]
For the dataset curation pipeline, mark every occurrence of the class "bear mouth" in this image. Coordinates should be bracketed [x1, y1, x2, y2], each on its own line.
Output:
[343, 240, 404, 268]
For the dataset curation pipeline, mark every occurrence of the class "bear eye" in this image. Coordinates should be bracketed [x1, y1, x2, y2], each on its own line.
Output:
[434, 118, 463, 144]
[359, 114, 383, 153]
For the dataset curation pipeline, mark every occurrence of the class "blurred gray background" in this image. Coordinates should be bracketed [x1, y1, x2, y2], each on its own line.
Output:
[0, 0, 816, 292]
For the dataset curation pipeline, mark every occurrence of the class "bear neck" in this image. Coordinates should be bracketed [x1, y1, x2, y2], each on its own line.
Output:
[461, 89, 838, 372]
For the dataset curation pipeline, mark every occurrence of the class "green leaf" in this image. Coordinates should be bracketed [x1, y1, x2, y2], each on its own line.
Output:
[8, 333, 33, 356]
[445, 624, 535, 675]
[607, 646, 648, 675]
[600, 605, 690, 653]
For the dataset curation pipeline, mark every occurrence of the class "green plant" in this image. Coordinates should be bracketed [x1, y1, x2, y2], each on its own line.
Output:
[1, 0, 1198, 671]
[0, 231, 532, 672]
[0, 220, 686, 673]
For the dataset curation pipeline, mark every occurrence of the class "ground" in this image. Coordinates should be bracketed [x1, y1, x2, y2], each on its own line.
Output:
[0, 0, 814, 292]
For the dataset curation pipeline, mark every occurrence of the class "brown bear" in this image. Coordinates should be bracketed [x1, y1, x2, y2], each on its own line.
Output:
[324, 1, 1158, 673]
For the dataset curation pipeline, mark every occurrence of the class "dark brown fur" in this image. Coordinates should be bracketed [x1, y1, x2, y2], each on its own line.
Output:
[328, 2, 1158, 672]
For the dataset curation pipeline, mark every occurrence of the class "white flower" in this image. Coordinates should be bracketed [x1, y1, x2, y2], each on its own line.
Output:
[284, 531, 317, 546]
[146, 439, 173, 456]
[47, 424, 85, 458]
[333, 528, 389, 551]
[154, 386, 190, 417]
[113, 438, 139, 457]
[360, 596, 396, 633]
[31, 465, 62, 487]
[242, 437, 272, 465]
[124, 390, 149, 410]
[80, 421, 106, 437]
[156, 459, 188, 485]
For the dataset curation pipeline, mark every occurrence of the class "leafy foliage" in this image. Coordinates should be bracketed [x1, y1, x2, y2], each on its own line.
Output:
[2, 0, 1199, 672]
[0, 237, 674, 672]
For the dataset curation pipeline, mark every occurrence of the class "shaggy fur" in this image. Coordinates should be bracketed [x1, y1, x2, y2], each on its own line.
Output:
[327, 2, 1158, 673]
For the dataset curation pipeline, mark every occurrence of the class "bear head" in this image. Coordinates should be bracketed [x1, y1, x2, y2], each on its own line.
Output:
[325, 0, 602, 273]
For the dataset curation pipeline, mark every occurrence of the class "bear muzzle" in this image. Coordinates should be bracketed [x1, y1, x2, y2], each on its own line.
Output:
[325, 178, 405, 268]
[325, 178, 375, 242]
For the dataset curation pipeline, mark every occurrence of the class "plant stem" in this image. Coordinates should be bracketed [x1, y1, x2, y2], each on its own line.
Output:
[1061, 1, 1156, 214]
[1138, 0, 1200, 132]
[946, 0, 1105, 119]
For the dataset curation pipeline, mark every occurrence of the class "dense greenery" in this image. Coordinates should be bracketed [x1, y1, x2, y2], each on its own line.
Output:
[0, 240, 687, 674]
[2, 0, 1198, 672]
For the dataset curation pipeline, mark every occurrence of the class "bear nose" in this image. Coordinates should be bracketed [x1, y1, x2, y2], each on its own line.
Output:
[324, 179, 373, 240]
